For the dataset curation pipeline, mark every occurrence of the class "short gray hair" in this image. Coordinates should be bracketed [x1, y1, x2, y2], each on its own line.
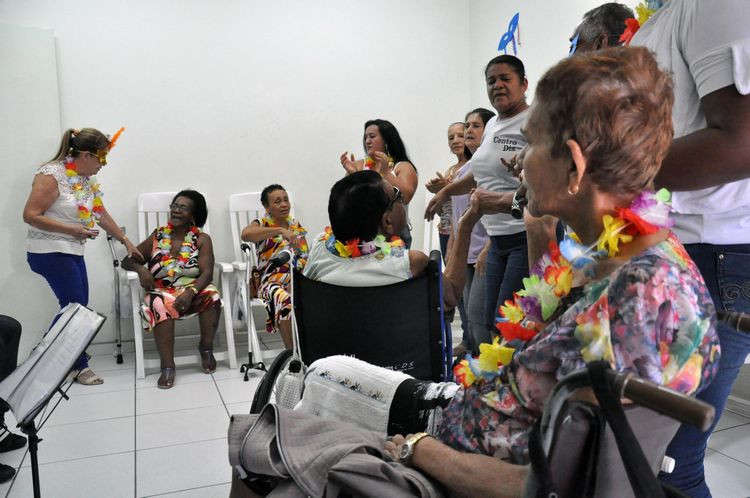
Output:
[575, 3, 634, 44]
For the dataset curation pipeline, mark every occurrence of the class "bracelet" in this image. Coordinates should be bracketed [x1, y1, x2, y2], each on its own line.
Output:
[120, 235, 129, 244]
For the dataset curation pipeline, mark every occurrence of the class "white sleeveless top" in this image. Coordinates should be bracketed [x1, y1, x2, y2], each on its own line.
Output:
[303, 233, 412, 286]
[26, 161, 94, 255]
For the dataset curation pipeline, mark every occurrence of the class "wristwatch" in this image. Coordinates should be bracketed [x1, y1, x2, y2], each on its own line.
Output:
[399, 432, 431, 466]
[510, 189, 526, 220]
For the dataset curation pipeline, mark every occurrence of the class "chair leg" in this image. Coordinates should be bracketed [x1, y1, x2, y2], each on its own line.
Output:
[221, 271, 238, 369]
[130, 279, 147, 380]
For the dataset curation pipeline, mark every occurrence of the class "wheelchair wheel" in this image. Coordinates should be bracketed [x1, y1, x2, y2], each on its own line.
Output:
[250, 349, 293, 413]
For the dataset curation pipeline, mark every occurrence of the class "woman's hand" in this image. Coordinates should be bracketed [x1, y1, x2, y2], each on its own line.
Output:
[173, 288, 196, 314]
[137, 268, 155, 291]
[425, 172, 450, 194]
[70, 224, 100, 241]
[123, 237, 145, 263]
[340, 151, 359, 175]
[372, 151, 395, 176]
[424, 190, 446, 220]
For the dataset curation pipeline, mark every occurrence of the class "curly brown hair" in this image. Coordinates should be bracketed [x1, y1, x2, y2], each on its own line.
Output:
[529, 46, 674, 194]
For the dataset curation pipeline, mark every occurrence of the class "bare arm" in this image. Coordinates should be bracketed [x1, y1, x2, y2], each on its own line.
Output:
[524, 213, 560, 270]
[655, 85, 750, 190]
[97, 205, 142, 259]
[441, 195, 482, 308]
[22, 173, 95, 240]
[193, 233, 216, 291]
[382, 161, 419, 204]
[241, 220, 291, 243]
[384, 436, 528, 498]
[424, 172, 477, 219]
[122, 231, 156, 289]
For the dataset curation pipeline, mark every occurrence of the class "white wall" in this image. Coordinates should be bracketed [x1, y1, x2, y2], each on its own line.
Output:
[468, 0, 624, 109]
[0, 0, 633, 359]
[0, 0, 472, 357]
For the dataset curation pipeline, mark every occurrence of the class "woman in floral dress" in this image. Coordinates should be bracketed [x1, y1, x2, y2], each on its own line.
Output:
[122, 190, 221, 389]
[241, 184, 308, 349]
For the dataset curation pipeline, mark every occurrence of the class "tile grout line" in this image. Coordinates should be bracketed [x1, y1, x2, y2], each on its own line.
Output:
[133, 362, 138, 497]
[143, 480, 231, 497]
[709, 448, 750, 468]
[711, 421, 750, 433]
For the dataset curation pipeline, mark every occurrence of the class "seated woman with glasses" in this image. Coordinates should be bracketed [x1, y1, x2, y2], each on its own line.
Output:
[240, 185, 308, 350]
[122, 190, 222, 389]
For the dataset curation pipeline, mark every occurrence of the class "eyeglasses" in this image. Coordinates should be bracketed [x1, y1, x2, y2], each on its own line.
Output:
[75, 149, 108, 166]
[387, 186, 404, 210]
[170, 202, 192, 213]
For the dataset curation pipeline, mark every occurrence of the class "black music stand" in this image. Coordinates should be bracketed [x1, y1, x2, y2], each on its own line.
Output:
[0, 304, 106, 498]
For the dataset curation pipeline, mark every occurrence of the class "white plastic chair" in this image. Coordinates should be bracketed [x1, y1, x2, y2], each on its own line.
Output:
[122, 192, 237, 379]
[228, 192, 291, 377]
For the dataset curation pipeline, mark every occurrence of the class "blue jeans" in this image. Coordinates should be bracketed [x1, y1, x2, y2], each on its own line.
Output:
[484, 232, 529, 332]
[659, 243, 750, 497]
[27, 252, 91, 370]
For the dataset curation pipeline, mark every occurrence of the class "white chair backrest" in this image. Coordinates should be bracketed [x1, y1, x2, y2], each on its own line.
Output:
[228, 192, 264, 263]
[228, 191, 295, 262]
[137, 192, 211, 241]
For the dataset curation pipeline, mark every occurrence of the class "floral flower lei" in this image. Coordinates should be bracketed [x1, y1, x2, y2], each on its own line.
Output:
[156, 223, 201, 278]
[364, 155, 395, 171]
[261, 214, 309, 257]
[320, 226, 406, 259]
[454, 189, 674, 388]
[64, 156, 104, 229]
[620, 0, 664, 45]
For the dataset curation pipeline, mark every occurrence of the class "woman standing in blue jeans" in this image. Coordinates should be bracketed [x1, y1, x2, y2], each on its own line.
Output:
[426, 55, 530, 334]
[23, 127, 141, 385]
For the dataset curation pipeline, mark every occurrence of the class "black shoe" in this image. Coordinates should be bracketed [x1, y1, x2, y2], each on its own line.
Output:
[0, 432, 26, 453]
[0, 463, 14, 484]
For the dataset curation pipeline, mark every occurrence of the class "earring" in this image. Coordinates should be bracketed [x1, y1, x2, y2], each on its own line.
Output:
[567, 185, 579, 196]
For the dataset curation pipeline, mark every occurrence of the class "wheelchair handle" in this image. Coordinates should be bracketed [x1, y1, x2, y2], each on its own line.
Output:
[611, 371, 715, 432]
[240, 243, 252, 253]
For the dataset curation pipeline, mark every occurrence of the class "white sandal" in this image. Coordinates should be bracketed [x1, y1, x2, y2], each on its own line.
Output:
[76, 368, 104, 385]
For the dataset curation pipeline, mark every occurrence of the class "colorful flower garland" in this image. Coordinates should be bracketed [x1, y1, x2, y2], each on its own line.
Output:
[64, 157, 104, 229]
[320, 226, 406, 259]
[156, 223, 201, 278]
[261, 214, 309, 255]
[620, 0, 664, 45]
[454, 189, 674, 387]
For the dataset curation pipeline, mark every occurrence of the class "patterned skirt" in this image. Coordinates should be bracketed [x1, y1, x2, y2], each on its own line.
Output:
[259, 280, 292, 333]
[140, 284, 222, 330]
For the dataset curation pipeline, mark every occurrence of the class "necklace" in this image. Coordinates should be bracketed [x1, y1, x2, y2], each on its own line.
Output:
[321, 226, 405, 259]
[156, 223, 200, 277]
[64, 157, 103, 229]
[620, 0, 665, 45]
[454, 189, 674, 388]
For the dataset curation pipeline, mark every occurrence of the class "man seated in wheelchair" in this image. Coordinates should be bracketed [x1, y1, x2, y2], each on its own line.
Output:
[232, 48, 720, 497]
[304, 168, 471, 308]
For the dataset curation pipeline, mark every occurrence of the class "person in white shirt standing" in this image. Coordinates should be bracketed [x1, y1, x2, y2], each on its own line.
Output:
[628, 1, 750, 495]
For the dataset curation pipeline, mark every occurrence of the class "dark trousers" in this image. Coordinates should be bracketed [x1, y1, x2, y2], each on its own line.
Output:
[0, 315, 22, 422]
[484, 232, 529, 332]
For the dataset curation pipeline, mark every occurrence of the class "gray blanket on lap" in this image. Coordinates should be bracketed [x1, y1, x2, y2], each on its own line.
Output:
[228, 403, 444, 497]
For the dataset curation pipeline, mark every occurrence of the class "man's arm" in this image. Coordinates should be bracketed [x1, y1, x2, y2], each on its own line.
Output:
[655, 85, 750, 190]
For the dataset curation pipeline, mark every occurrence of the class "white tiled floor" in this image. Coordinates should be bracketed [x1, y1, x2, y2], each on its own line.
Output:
[2, 345, 750, 497]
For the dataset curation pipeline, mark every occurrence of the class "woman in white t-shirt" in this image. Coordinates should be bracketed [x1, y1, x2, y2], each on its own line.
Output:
[425, 55, 530, 336]
[22, 127, 141, 385]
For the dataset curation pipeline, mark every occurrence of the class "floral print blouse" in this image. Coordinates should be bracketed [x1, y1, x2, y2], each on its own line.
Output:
[437, 233, 720, 464]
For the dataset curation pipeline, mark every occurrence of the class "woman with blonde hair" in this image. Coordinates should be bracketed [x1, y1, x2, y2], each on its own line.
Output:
[23, 127, 141, 385]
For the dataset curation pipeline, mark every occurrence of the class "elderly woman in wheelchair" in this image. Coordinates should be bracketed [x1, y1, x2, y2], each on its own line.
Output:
[232, 48, 720, 497]
[122, 190, 222, 389]
[241, 184, 308, 350]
